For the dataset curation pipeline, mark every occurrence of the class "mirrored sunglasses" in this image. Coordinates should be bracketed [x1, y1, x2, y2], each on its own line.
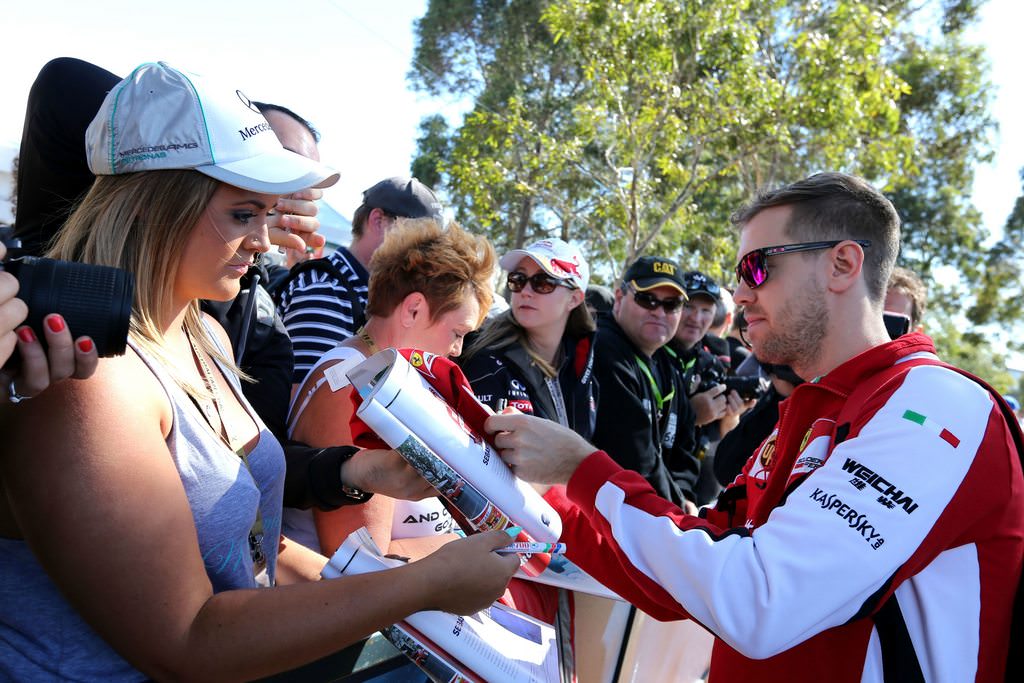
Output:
[627, 283, 685, 313]
[734, 240, 871, 289]
[507, 271, 574, 294]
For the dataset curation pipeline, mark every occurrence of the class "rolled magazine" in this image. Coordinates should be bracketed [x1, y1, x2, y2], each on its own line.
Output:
[346, 348, 562, 544]
[323, 528, 560, 683]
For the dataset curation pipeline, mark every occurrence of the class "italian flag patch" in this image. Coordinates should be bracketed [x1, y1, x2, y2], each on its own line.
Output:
[902, 410, 960, 448]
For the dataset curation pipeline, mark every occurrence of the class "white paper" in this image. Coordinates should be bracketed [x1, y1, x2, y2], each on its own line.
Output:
[347, 349, 561, 543]
[324, 528, 560, 682]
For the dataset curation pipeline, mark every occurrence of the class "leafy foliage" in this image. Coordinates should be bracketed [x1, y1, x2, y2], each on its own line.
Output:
[409, 0, 998, 305]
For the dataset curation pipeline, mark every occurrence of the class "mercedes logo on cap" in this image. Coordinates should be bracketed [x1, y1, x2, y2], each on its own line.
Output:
[236, 90, 260, 113]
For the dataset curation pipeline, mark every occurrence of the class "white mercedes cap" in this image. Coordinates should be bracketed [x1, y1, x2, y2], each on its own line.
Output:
[86, 61, 339, 195]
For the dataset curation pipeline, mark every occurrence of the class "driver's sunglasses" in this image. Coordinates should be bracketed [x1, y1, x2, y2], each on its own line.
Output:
[626, 283, 685, 313]
[734, 239, 871, 289]
[507, 270, 574, 294]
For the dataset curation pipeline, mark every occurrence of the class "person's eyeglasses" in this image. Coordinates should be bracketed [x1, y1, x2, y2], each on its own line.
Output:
[626, 283, 685, 313]
[734, 240, 871, 289]
[507, 271, 574, 294]
[683, 272, 721, 296]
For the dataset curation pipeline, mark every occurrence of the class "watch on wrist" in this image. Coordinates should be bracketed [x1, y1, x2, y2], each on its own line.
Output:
[338, 459, 373, 505]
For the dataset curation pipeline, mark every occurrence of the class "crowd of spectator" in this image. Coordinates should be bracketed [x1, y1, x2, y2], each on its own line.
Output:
[0, 57, 1020, 683]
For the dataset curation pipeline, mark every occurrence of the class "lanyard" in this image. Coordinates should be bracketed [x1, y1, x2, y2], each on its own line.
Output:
[634, 355, 674, 410]
[186, 329, 266, 578]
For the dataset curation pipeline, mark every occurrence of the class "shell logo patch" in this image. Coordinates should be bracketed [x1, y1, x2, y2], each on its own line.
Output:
[759, 434, 777, 467]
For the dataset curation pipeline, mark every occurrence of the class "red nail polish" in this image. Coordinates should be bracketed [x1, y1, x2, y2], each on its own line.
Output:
[17, 327, 36, 344]
[77, 338, 94, 353]
[46, 315, 66, 333]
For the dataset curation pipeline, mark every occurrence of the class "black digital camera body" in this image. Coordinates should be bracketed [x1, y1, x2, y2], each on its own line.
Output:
[689, 349, 770, 401]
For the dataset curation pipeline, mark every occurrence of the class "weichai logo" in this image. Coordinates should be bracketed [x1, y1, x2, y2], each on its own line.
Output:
[841, 458, 918, 514]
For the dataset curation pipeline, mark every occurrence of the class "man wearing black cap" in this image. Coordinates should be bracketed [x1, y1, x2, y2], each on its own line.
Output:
[670, 271, 757, 503]
[277, 176, 443, 384]
[672, 272, 755, 436]
[590, 256, 699, 510]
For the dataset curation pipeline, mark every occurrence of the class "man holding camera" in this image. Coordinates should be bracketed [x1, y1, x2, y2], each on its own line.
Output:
[487, 172, 1023, 681]
[668, 271, 757, 504]
[590, 256, 699, 512]
[671, 271, 756, 438]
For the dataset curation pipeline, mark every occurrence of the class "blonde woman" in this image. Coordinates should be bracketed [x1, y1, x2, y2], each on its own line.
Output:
[0, 62, 516, 682]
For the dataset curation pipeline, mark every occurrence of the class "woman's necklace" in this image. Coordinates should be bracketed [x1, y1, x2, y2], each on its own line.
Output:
[186, 329, 233, 450]
[185, 328, 267, 576]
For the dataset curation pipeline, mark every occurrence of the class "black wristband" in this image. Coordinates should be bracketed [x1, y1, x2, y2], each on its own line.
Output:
[306, 444, 372, 509]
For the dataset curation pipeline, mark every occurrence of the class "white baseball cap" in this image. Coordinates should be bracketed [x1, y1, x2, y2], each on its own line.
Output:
[500, 238, 590, 290]
[86, 62, 339, 195]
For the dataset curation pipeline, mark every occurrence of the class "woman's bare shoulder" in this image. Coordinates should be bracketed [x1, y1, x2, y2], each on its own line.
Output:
[5, 344, 172, 443]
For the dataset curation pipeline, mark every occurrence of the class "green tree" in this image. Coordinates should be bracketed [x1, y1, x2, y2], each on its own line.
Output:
[928, 307, 1016, 394]
[410, 0, 996, 292]
[410, 0, 592, 255]
[965, 168, 1024, 328]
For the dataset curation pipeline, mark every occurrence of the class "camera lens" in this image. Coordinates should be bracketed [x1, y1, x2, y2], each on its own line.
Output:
[9, 256, 133, 357]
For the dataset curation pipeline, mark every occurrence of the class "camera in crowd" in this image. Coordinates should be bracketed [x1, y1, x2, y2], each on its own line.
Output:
[696, 365, 770, 401]
[1, 231, 134, 358]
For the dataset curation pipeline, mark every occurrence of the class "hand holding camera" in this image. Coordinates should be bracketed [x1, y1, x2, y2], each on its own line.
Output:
[691, 366, 769, 427]
[1, 240, 132, 403]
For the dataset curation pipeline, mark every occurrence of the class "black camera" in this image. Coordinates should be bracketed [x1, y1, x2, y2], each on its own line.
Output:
[721, 374, 770, 401]
[694, 363, 770, 401]
[1, 256, 134, 357]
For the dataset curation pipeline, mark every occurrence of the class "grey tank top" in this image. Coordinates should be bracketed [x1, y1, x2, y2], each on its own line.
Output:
[0, 328, 286, 681]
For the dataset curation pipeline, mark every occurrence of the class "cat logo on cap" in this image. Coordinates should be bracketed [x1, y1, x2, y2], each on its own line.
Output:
[653, 261, 676, 275]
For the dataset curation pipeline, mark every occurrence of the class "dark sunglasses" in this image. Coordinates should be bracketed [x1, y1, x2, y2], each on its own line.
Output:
[735, 240, 871, 289]
[626, 283, 685, 313]
[507, 270, 574, 294]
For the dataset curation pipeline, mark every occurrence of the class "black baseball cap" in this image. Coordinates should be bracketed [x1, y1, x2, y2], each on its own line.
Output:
[362, 177, 443, 222]
[683, 270, 722, 303]
[622, 256, 686, 296]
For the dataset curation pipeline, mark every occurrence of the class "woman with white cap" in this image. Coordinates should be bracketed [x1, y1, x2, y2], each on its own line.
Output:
[0, 62, 517, 681]
[459, 239, 598, 681]
[461, 238, 598, 440]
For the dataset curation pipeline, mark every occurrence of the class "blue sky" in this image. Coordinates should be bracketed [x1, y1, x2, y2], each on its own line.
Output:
[3, 0, 1022, 235]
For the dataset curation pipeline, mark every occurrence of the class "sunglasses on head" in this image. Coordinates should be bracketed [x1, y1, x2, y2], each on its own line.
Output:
[734, 239, 871, 289]
[683, 272, 720, 296]
[507, 270, 574, 294]
[626, 283, 685, 313]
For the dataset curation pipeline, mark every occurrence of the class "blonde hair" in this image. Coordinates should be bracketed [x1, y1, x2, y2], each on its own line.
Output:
[366, 218, 496, 326]
[49, 170, 239, 399]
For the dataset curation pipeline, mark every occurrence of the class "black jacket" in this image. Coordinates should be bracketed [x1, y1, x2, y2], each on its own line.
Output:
[590, 317, 698, 505]
[460, 332, 598, 441]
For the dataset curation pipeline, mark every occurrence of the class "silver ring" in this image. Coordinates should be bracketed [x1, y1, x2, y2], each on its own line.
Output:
[7, 378, 30, 404]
